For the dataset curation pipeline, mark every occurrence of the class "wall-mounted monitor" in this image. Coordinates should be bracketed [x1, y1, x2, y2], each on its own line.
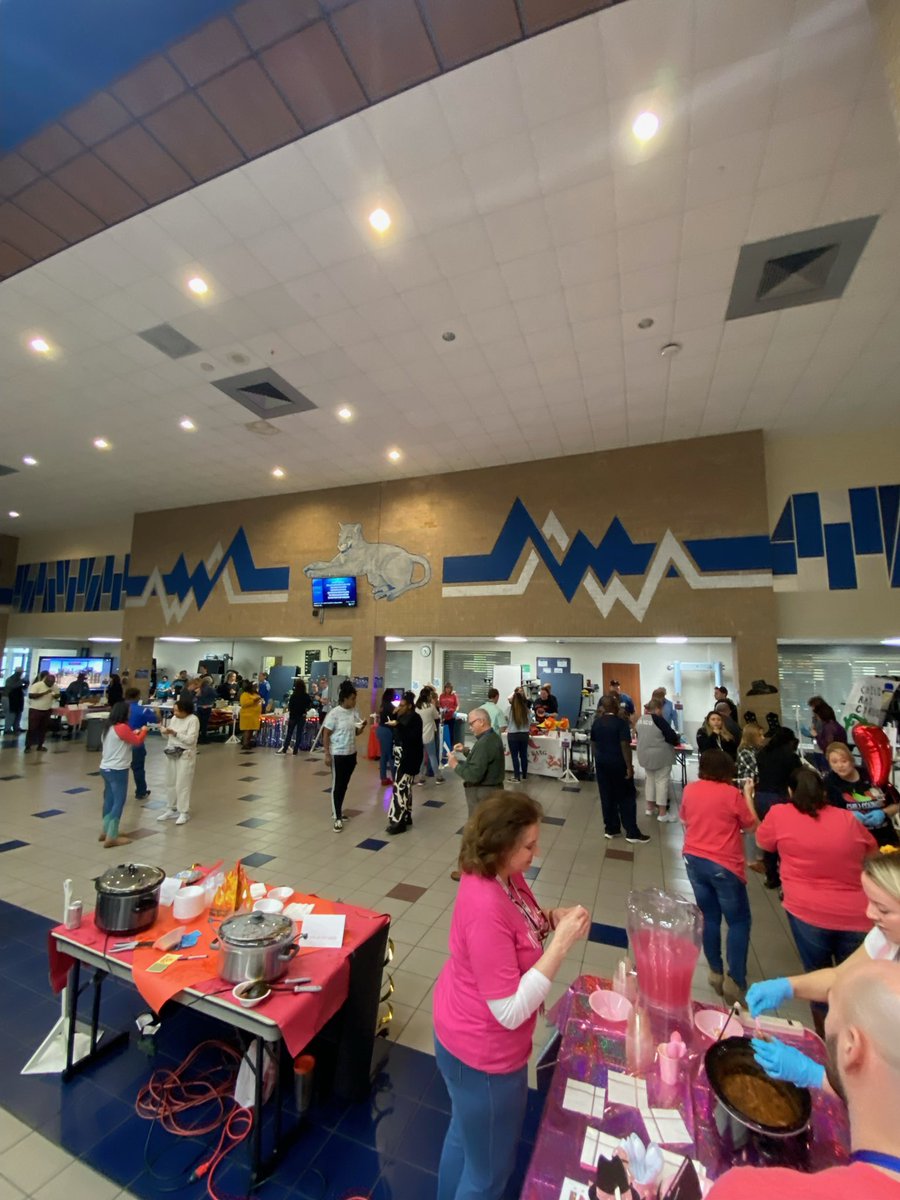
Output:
[37, 655, 113, 690]
[311, 576, 357, 608]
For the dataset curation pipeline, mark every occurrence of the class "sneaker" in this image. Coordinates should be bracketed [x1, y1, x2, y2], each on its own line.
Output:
[435, 776, 444, 784]
[157, 809, 178, 822]
[37, 746, 48, 752]
[658, 811, 679, 823]
[604, 831, 622, 840]
[333, 819, 343, 832]
[175, 813, 189, 825]
[136, 791, 151, 801]
[450, 870, 461, 882]
[415, 779, 426, 786]
[625, 832, 651, 844]
[645, 808, 655, 817]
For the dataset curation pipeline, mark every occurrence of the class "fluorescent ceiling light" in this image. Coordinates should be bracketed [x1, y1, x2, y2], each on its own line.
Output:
[159, 636, 200, 643]
[22, 456, 37, 466]
[90, 637, 121, 643]
[93, 437, 111, 450]
[496, 636, 527, 643]
[656, 636, 688, 644]
[271, 466, 286, 478]
[180, 417, 196, 431]
[384, 636, 405, 642]
[261, 637, 302, 643]
[368, 208, 391, 233]
[187, 277, 208, 295]
[8, 511, 20, 519]
[337, 407, 353, 421]
[881, 638, 900, 646]
[632, 111, 660, 141]
[29, 337, 50, 354]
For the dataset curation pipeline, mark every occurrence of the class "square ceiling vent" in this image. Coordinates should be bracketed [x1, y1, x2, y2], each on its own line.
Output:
[137, 323, 201, 359]
[211, 369, 318, 420]
[725, 215, 878, 320]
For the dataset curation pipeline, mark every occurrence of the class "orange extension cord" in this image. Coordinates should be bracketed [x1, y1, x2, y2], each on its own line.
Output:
[135, 1040, 253, 1200]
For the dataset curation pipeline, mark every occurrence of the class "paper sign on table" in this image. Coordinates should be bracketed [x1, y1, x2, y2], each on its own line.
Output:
[606, 1069, 649, 1111]
[659, 1149, 708, 1193]
[299, 913, 345, 948]
[644, 1108, 692, 1145]
[562, 1078, 606, 1119]
[579, 1127, 621, 1170]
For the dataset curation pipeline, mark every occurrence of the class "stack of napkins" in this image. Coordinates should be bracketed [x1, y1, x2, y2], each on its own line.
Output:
[284, 902, 315, 920]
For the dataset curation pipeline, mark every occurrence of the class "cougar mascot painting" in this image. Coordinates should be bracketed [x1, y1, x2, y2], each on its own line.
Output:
[304, 524, 431, 601]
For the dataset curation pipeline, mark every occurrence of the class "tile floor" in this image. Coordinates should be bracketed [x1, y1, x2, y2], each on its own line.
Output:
[0, 731, 811, 1198]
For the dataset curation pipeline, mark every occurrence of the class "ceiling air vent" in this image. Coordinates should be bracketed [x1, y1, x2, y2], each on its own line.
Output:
[0, 463, 18, 477]
[211, 369, 317, 420]
[137, 323, 201, 359]
[726, 215, 878, 320]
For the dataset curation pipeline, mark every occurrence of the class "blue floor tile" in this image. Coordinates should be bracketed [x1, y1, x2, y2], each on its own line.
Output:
[39, 1079, 134, 1151]
[541, 816, 565, 826]
[89, 1113, 157, 1187]
[33, 808, 65, 818]
[238, 793, 263, 802]
[375, 1045, 437, 1103]
[357, 838, 387, 852]
[64, 786, 90, 794]
[392, 1104, 449, 1173]
[422, 800, 444, 808]
[0, 774, 24, 781]
[523, 866, 540, 880]
[241, 851, 275, 868]
[335, 1092, 418, 1155]
[588, 921, 629, 949]
[378, 1156, 438, 1200]
[237, 817, 269, 828]
[296, 1133, 384, 1200]
[0, 840, 30, 852]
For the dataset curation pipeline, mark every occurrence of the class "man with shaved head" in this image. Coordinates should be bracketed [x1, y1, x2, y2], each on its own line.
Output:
[447, 708, 505, 882]
[707, 958, 900, 1196]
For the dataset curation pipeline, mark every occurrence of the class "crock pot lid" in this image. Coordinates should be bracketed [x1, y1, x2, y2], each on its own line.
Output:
[219, 911, 293, 945]
[97, 862, 165, 894]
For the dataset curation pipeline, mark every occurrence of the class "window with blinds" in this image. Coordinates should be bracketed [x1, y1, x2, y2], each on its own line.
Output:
[778, 644, 900, 733]
[441, 650, 511, 714]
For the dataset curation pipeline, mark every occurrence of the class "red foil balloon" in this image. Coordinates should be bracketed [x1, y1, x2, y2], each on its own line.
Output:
[852, 723, 893, 788]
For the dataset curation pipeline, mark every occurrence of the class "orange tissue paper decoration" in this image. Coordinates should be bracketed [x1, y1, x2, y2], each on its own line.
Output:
[209, 860, 253, 920]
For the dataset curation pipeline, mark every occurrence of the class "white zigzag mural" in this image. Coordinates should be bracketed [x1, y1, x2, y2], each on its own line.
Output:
[441, 513, 771, 622]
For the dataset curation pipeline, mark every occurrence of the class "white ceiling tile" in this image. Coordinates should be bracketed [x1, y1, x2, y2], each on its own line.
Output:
[483, 199, 552, 264]
[544, 178, 618, 248]
[380, 328, 436, 364]
[434, 52, 528, 154]
[281, 320, 335, 357]
[441, 344, 491, 380]
[685, 129, 767, 210]
[619, 263, 678, 310]
[315, 308, 375, 348]
[242, 332, 297, 363]
[461, 133, 541, 216]
[513, 17, 604, 122]
[373, 237, 442, 293]
[92, 290, 164, 332]
[617, 215, 682, 275]
[397, 158, 477, 235]
[295, 346, 359, 382]
[600, 0, 695, 97]
[693, 0, 793, 73]
[675, 249, 738, 299]
[837, 94, 900, 172]
[243, 284, 310, 328]
[757, 105, 853, 191]
[689, 52, 780, 147]
[556, 234, 619, 288]
[363, 84, 455, 177]
[817, 162, 900, 227]
[73, 231, 153, 288]
[500, 250, 562, 301]
[745, 174, 829, 241]
[63, 304, 132, 345]
[447, 266, 510, 314]
[535, 354, 581, 387]
[572, 314, 623, 351]
[243, 142, 335, 221]
[494, 362, 540, 392]
[327, 256, 395, 306]
[457, 371, 500, 400]
[355, 294, 419, 337]
[399, 278, 459, 326]
[201, 243, 278, 296]
[515, 292, 569, 335]
[293, 207, 370, 269]
[193, 175, 283, 240]
[563, 277, 621, 323]
[469, 304, 521, 345]
[150, 193, 235, 257]
[774, 22, 872, 123]
[425, 218, 494, 278]
[244, 227, 319, 283]
[284, 271, 351, 319]
[530, 106, 611, 193]
[302, 115, 387, 200]
[614, 153, 687, 225]
[481, 334, 530, 371]
[369, 364, 413, 393]
[681, 195, 753, 256]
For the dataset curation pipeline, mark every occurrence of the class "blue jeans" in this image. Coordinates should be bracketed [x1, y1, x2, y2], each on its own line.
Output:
[684, 854, 751, 989]
[376, 725, 394, 779]
[101, 768, 129, 840]
[786, 911, 865, 1024]
[507, 732, 529, 780]
[434, 1036, 528, 1200]
[420, 736, 443, 780]
[131, 741, 148, 797]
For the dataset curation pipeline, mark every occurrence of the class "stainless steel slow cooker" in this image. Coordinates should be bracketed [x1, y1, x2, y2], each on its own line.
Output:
[217, 911, 299, 983]
[95, 862, 165, 934]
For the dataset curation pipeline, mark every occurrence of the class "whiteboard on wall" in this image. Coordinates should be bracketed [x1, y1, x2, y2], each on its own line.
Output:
[493, 665, 522, 704]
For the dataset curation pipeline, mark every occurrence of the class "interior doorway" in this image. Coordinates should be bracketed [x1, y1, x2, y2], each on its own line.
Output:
[601, 662, 642, 707]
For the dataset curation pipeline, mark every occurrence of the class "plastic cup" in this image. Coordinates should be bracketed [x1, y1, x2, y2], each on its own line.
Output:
[657, 1041, 686, 1084]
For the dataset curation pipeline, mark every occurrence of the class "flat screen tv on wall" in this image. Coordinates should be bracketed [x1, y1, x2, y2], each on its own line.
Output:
[37, 656, 113, 690]
[311, 576, 357, 608]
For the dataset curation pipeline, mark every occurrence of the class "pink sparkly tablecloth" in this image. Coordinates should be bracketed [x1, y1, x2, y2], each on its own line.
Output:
[522, 975, 850, 1199]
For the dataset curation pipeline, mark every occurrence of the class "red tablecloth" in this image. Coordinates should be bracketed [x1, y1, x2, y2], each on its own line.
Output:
[49, 891, 389, 1058]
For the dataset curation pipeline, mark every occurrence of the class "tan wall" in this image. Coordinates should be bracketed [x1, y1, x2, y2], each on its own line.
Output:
[0, 533, 18, 659]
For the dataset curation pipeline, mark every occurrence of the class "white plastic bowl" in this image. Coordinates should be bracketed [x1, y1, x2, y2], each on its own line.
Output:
[694, 1008, 744, 1040]
[253, 897, 284, 914]
[232, 981, 270, 1008]
[589, 988, 634, 1023]
[268, 886, 294, 902]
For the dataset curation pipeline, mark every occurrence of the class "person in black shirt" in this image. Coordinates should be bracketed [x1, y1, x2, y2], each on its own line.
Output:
[714, 685, 739, 724]
[696, 711, 738, 760]
[279, 679, 313, 755]
[375, 688, 397, 783]
[753, 726, 802, 889]
[217, 671, 239, 704]
[385, 691, 423, 835]
[534, 686, 558, 720]
[590, 695, 648, 843]
[824, 742, 899, 849]
[106, 673, 124, 706]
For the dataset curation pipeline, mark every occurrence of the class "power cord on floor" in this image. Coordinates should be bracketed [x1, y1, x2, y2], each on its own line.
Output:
[135, 1039, 253, 1200]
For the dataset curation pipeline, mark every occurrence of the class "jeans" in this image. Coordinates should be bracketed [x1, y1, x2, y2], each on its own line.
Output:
[330, 753, 357, 820]
[643, 765, 671, 811]
[434, 1036, 528, 1200]
[595, 761, 640, 837]
[786, 911, 865, 1027]
[100, 767, 129, 840]
[376, 725, 394, 779]
[507, 732, 529, 780]
[131, 741, 148, 798]
[420, 737, 443, 781]
[684, 853, 751, 989]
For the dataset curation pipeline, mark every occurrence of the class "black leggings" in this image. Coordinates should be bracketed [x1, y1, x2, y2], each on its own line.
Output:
[330, 753, 357, 820]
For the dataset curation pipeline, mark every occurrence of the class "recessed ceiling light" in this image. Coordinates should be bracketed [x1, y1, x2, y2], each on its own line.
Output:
[93, 437, 110, 450]
[384, 636, 405, 643]
[337, 407, 353, 421]
[261, 637, 302, 643]
[637, 317, 655, 329]
[369, 208, 391, 233]
[187, 277, 208, 295]
[271, 466, 286, 478]
[659, 342, 682, 358]
[881, 637, 900, 646]
[8, 511, 20, 519]
[29, 337, 50, 354]
[179, 417, 197, 431]
[22, 456, 37, 466]
[89, 637, 121, 643]
[387, 448, 401, 462]
[656, 636, 688, 644]
[496, 636, 527, 643]
[442, 331, 456, 342]
[159, 636, 200, 643]
[632, 111, 660, 142]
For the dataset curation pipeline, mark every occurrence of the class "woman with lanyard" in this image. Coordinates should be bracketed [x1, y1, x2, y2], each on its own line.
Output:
[321, 680, 364, 832]
[746, 848, 900, 1090]
[433, 791, 589, 1200]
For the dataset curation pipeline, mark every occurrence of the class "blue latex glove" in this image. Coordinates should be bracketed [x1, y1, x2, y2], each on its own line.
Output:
[746, 977, 793, 1016]
[752, 1037, 825, 1089]
[861, 808, 887, 828]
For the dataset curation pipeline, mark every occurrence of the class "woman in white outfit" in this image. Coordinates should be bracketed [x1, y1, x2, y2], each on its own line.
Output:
[634, 696, 680, 821]
[157, 695, 200, 825]
[416, 686, 444, 785]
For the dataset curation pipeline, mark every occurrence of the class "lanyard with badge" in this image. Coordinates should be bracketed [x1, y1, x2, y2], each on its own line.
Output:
[499, 877, 549, 948]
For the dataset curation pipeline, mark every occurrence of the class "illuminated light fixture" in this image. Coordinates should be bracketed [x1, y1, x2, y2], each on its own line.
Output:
[90, 637, 121, 643]
[159, 636, 200, 643]
[30, 337, 50, 354]
[261, 636, 302, 643]
[337, 407, 353, 421]
[271, 466, 286, 478]
[93, 437, 111, 450]
[187, 277, 208, 295]
[8, 510, 20, 519]
[384, 636, 405, 643]
[632, 111, 660, 142]
[496, 636, 527, 643]
[22, 456, 37, 466]
[387, 448, 401, 462]
[179, 417, 197, 431]
[881, 637, 900, 646]
[656, 636, 688, 644]
[368, 208, 391, 233]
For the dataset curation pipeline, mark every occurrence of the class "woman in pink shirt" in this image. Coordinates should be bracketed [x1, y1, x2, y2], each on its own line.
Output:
[753, 768, 877, 1033]
[433, 792, 589, 1200]
[680, 749, 757, 1006]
